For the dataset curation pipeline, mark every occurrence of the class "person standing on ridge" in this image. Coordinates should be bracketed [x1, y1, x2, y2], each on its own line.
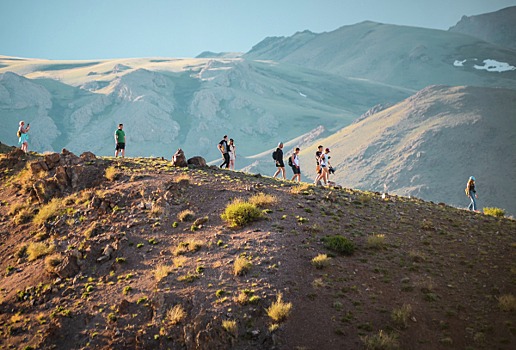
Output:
[114, 123, 125, 158]
[229, 138, 236, 170]
[314, 148, 331, 186]
[465, 176, 479, 211]
[290, 147, 301, 182]
[18, 120, 30, 153]
[273, 142, 286, 179]
[218, 135, 230, 169]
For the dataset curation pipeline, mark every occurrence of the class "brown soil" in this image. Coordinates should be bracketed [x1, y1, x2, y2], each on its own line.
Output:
[0, 148, 515, 350]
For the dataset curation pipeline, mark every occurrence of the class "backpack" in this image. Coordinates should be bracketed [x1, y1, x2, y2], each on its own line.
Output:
[17, 130, 21, 138]
[288, 155, 293, 167]
[272, 150, 278, 161]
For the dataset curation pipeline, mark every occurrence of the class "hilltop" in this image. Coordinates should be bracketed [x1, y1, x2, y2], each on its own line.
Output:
[0, 147, 514, 349]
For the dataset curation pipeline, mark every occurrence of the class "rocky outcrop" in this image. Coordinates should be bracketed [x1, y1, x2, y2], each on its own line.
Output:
[171, 149, 188, 167]
[187, 156, 207, 167]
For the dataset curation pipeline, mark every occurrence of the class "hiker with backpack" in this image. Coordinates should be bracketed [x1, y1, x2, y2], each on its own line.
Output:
[465, 176, 479, 211]
[289, 147, 301, 182]
[17, 121, 30, 153]
[314, 145, 323, 185]
[228, 138, 236, 170]
[218, 135, 230, 169]
[272, 142, 286, 179]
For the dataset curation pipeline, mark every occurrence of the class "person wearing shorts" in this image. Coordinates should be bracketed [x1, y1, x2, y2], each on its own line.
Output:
[290, 147, 301, 182]
[273, 142, 286, 179]
[114, 123, 125, 158]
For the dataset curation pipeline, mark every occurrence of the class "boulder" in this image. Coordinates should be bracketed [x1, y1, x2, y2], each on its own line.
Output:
[171, 148, 188, 167]
[44, 153, 61, 170]
[187, 156, 207, 167]
[80, 151, 96, 162]
[29, 160, 49, 174]
[55, 255, 80, 279]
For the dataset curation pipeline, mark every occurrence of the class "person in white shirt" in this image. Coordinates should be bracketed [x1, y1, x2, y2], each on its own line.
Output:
[290, 147, 301, 182]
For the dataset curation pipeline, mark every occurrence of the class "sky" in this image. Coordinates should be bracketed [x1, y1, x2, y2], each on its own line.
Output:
[1, 0, 515, 60]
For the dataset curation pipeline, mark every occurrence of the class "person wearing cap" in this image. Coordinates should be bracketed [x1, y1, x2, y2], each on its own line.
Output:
[465, 176, 479, 211]
[314, 147, 331, 186]
[273, 142, 286, 179]
[18, 121, 30, 153]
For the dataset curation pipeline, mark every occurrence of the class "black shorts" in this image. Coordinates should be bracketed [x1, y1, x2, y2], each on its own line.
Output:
[276, 160, 285, 167]
[116, 142, 125, 150]
[291, 166, 300, 174]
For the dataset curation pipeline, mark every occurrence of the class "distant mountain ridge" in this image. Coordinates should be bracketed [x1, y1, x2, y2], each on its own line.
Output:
[449, 6, 516, 50]
[246, 21, 516, 90]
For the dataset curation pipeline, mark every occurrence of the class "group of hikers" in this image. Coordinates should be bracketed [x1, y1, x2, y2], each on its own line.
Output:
[15, 122, 481, 212]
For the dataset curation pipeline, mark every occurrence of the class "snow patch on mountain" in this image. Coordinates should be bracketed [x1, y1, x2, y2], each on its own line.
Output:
[454, 59, 515, 72]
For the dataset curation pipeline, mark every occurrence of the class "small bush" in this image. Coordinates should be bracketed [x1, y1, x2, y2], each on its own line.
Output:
[177, 209, 195, 222]
[221, 199, 262, 227]
[172, 239, 204, 256]
[27, 242, 55, 261]
[266, 294, 292, 322]
[323, 235, 355, 255]
[290, 183, 313, 195]
[167, 304, 187, 325]
[33, 198, 66, 226]
[362, 330, 399, 350]
[14, 208, 33, 225]
[150, 203, 164, 218]
[44, 254, 62, 273]
[105, 166, 119, 181]
[498, 294, 516, 311]
[391, 304, 412, 329]
[483, 207, 505, 218]
[311, 254, 331, 269]
[233, 256, 252, 276]
[248, 193, 278, 207]
[222, 319, 238, 337]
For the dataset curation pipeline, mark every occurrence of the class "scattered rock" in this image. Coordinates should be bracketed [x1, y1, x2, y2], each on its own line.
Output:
[187, 156, 207, 167]
[171, 148, 188, 167]
[55, 255, 80, 279]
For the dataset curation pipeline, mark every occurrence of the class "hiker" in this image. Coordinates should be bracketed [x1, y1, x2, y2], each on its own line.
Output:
[229, 138, 236, 170]
[17, 121, 30, 153]
[465, 176, 479, 211]
[272, 142, 286, 179]
[314, 148, 331, 186]
[114, 123, 125, 158]
[314, 145, 323, 185]
[290, 147, 301, 182]
[218, 135, 230, 169]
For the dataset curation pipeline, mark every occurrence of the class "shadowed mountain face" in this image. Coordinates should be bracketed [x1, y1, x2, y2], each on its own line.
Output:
[302, 85, 516, 216]
[449, 6, 516, 50]
[246, 21, 516, 90]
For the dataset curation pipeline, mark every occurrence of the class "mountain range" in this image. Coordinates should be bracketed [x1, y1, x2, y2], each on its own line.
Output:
[1, 6, 515, 214]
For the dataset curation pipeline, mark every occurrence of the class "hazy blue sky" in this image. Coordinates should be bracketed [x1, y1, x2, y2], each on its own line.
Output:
[1, 0, 515, 60]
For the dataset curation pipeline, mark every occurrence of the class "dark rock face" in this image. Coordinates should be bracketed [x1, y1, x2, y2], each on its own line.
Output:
[55, 255, 80, 279]
[171, 148, 188, 167]
[449, 6, 516, 49]
[187, 156, 207, 167]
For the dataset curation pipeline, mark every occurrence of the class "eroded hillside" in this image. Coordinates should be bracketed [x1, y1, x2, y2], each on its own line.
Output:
[0, 147, 515, 350]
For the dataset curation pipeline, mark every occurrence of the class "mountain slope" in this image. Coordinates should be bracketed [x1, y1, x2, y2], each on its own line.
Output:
[0, 149, 514, 349]
[246, 21, 516, 90]
[0, 56, 410, 162]
[449, 6, 516, 50]
[301, 85, 516, 216]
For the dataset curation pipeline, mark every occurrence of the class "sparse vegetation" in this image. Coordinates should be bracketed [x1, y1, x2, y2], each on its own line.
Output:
[391, 304, 412, 329]
[367, 234, 386, 249]
[33, 198, 66, 225]
[233, 256, 252, 276]
[222, 319, 238, 337]
[248, 192, 278, 207]
[323, 235, 355, 255]
[311, 254, 330, 269]
[172, 239, 204, 256]
[177, 209, 195, 222]
[221, 199, 262, 227]
[105, 166, 119, 181]
[167, 304, 187, 325]
[155, 264, 173, 282]
[498, 294, 516, 311]
[266, 293, 292, 322]
[483, 207, 505, 217]
[362, 330, 399, 350]
[27, 242, 55, 261]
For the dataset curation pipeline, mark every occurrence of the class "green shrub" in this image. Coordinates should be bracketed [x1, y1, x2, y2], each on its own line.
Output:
[322, 235, 355, 255]
[483, 207, 505, 218]
[221, 199, 262, 227]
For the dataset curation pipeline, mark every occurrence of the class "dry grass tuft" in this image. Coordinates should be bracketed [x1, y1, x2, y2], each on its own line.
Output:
[248, 192, 278, 207]
[311, 254, 331, 269]
[33, 198, 66, 226]
[367, 234, 386, 249]
[266, 293, 292, 322]
[290, 183, 313, 195]
[391, 304, 412, 329]
[105, 166, 119, 181]
[154, 264, 173, 282]
[233, 256, 252, 276]
[27, 242, 55, 261]
[44, 254, 63, 274]
[177, 209, 195, 222]
[167, 304, 187, 325]
[362, 330, 399, 350]
[222, 319, 238, 337]
[498, 294, 516, 311]
[172, 239, 204, 256]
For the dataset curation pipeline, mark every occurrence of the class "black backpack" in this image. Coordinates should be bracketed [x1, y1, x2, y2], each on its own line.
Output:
[272, 149, 278, 161]
[288, 155, 293, 167]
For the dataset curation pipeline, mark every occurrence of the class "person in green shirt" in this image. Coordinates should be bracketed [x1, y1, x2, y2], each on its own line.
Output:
[114, 123, 125, 158]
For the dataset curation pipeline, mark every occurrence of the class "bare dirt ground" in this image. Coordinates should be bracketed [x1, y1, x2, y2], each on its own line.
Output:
[0, 146, 515, 350]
